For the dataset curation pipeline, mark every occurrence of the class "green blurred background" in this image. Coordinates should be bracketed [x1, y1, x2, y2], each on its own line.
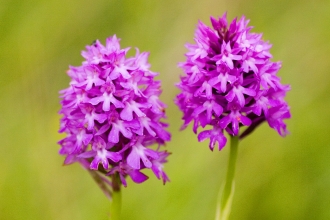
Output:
[1, 0, 330, 219]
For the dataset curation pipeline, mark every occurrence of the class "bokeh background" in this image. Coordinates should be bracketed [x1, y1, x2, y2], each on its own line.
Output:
[1, 0, 330, 219]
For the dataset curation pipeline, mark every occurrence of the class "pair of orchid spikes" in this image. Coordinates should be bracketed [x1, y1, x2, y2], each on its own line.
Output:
[58, 13, 290, 220]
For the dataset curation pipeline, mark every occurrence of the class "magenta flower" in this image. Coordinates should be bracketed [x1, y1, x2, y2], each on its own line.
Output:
[175, 13, 291, 151]
[59, 35, 171, 192]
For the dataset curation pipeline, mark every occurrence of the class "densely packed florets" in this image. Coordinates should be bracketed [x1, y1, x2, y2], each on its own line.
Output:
[59, 35, 171, 189]
[175, 13, 291, 151]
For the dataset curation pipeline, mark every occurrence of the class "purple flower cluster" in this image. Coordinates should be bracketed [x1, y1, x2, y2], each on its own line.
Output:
[175, 13, 291, 151]
[59, 35, 171, 187]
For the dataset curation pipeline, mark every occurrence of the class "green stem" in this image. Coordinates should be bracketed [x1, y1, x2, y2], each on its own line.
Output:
[109, 173, 121, 220]
[216, 135, 239, 220]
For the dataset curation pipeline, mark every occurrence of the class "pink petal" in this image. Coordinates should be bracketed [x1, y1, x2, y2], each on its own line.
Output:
[128, 170, 148, 184]
[127, 149, 141, 169]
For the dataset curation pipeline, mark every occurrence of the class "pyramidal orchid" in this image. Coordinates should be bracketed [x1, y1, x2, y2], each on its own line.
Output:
[175, 13, 290, 220]
[58, 35, 171, 219]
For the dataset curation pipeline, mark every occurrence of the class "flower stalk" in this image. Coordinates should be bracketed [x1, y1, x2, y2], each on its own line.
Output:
[216, 135, 239, 220]
[109, 173, 121, 220]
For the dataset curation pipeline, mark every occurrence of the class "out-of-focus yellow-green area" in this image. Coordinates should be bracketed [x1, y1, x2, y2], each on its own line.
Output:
[1, 0, 330, 219]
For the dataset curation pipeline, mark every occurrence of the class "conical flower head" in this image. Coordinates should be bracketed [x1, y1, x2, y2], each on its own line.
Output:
[59, 35, 171, 191]
[175, 13, 291, 151]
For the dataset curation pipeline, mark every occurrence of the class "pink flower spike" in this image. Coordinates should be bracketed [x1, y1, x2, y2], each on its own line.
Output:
[175, 13, 290, 150]
[59, 35, 171, 191]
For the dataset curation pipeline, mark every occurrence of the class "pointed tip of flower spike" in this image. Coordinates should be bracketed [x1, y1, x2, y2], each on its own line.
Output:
[210, 16, 220, 30]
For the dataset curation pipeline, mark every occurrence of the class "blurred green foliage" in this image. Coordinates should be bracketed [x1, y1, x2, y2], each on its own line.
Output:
[1, 0, 330, 219]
